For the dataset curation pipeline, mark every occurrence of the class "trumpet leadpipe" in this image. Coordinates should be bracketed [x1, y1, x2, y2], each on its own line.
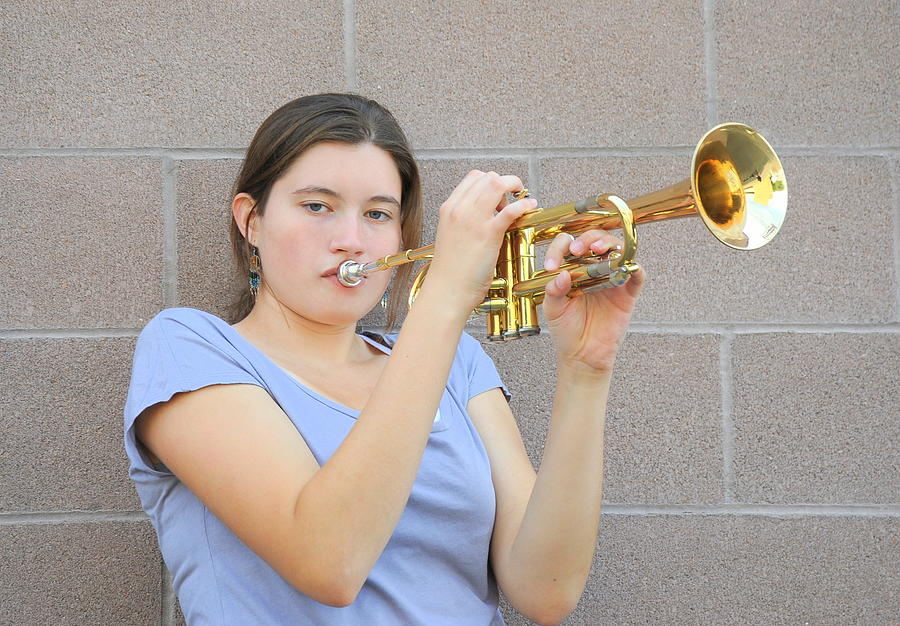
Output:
[337, 244, 435, 286]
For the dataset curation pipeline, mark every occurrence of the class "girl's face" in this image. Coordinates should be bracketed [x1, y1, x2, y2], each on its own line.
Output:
[250, 141, 403, 327]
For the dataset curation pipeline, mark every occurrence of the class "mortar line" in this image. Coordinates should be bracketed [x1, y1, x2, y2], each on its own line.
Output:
[162, 157, 178, 307]
[625, 323, 900, 334]
[0, 511, 148, 525]
[0, 329, 142, 338]
[416, 146, 900, 159]
[344, 0, 358, 92]
[1, 146, 895, 159]
[166, 150, 245, 160]
[888, 155, 899, 322]
[4, 322, 899, 340]
[0, 148, 246, 158]
[162, 565, 176, 626]
[720, 333, 736, 502]
[415, 147, 693, 159]
[600, 503, 900, 517]
[704, 0, 718, 126]
[3, 506, 896, 524]
[527, 154, 540, 199]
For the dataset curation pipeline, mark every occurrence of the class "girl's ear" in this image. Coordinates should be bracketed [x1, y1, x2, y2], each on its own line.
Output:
[233, 193, 259, 245]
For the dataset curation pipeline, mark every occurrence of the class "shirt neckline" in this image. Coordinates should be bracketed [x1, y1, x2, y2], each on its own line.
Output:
[212, 312, 393, 419]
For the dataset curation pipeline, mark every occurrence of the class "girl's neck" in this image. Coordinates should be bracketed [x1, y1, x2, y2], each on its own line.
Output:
[232, 296, 376, 370]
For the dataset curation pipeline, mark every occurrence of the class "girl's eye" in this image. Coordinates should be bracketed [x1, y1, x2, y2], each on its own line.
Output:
[304, 202, 328, 214]
[367, 209, 392, 221]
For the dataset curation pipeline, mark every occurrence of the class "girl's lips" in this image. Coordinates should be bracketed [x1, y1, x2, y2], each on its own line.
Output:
[324, 273, 360, 288]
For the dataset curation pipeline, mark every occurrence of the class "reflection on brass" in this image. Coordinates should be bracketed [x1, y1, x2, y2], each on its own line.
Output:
[338, 123, 788, 341]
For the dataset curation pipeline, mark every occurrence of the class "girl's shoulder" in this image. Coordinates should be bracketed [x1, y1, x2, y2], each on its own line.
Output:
[132, 307, 256, 387]
[141, 306, 228, 336]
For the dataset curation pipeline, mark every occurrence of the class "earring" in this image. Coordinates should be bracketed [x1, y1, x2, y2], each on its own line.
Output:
[248, 247, 261, 297]
[380, 289, 389, 311]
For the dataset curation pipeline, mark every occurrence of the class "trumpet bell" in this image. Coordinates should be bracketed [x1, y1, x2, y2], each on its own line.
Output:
[693, 123, 787, 251]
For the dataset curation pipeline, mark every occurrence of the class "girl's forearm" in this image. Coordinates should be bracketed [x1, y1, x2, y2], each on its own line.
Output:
[505, 365, 612, 608]
[293, 284, 470, 597]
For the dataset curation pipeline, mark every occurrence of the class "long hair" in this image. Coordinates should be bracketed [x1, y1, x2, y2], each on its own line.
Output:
[228, 93, 423, 330]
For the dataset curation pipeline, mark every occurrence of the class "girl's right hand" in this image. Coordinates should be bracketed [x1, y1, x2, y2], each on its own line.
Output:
[425, 170, 536, 312]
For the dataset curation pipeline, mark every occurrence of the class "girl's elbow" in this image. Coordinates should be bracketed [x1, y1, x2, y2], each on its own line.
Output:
[525, 602, 577, 626]
[293, 577, 362, 608]
[286, 559, 366, 608]
[313, 585, 359, 608]
[516, 585, 583, 625]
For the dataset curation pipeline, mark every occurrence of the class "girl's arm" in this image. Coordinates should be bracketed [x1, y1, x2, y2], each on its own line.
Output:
[470, 227, 645, 625]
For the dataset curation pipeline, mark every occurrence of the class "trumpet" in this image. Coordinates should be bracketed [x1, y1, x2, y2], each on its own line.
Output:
[339, 123, 788, 341]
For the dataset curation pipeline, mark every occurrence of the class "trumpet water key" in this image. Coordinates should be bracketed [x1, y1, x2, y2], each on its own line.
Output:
[338, 123, 788, 341]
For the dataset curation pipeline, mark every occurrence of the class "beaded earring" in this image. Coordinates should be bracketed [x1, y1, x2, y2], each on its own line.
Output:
[248, 247, 261, 297]
[380, 289, 389, 311]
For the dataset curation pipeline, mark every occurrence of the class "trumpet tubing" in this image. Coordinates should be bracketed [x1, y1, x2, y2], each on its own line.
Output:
[337, 123, 788, 341]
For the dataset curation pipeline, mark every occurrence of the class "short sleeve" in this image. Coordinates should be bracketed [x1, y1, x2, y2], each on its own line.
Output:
[123, 308, 263, 476]
[459, 332, 511, 402]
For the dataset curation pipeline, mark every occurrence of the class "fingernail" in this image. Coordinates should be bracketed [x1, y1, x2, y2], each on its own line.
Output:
[571, 241, 585, 254]
[545, 258, 558, 271]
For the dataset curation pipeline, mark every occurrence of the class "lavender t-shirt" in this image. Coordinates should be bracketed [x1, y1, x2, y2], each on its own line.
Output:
[124, 308, 509, 625]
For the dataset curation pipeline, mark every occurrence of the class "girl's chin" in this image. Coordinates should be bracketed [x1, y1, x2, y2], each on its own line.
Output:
[296, 299, 383, 326]
[264, 280, 388, 323]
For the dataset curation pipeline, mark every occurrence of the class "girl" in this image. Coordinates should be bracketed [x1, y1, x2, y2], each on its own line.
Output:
[124, 93, 643, 625]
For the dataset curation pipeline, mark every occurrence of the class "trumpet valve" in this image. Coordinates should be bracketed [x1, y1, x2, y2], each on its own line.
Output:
[475, 298, 509, 313]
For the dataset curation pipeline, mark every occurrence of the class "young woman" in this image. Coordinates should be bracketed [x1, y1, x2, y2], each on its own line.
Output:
[124, 93, 643, 625]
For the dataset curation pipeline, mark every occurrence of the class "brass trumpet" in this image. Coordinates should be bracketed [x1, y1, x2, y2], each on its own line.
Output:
[339, 123, 788, 341]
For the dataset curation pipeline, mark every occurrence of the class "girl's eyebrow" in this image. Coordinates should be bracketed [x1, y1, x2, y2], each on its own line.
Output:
[370, 194, 401, 208]
[291, 185, 340, 198]
[292, 186, 400, 208]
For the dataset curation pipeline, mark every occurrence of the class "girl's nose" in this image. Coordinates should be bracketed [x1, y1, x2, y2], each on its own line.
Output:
[330, 213, 365, 256]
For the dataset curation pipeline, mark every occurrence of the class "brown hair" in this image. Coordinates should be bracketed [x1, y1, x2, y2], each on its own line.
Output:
[228, 93, 423, 329]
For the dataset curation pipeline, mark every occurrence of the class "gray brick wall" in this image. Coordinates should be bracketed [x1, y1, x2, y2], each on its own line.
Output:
[1, 1, 897, 624]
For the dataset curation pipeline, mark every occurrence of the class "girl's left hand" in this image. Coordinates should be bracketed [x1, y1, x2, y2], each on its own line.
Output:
[541, 229, 645, 373]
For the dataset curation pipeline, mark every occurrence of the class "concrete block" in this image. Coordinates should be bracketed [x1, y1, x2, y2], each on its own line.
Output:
[358, 1, 706, 148]
[716, 0, 899, 147]
[484, 332, 723, 503]
[539, 155, 896, 323]
[0, 337, 140, 512]
[0, 2, 344, 148]
[0, 521, 161, 624]
[504, 515, 899, 624]
[0, 157, 164, 329]
[175, 159, 243, 322]
[732, 333, 900, 504]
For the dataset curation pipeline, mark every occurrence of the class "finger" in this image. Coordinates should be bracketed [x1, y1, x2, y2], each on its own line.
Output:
[626, 265, 646, 295]
[489, 173, 526, 200]
[541, 269, 572, 320]
[544, 233, 576, 271]
[494, 175, 528, 212]
[493, 196, 537, 232]
[572, 229, 623, 257]
[441, 169, 486, 209]
[464, 172, 524, 211]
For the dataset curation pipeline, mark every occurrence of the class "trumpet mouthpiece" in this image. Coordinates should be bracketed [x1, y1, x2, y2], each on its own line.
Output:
[337, 260, 365, 287]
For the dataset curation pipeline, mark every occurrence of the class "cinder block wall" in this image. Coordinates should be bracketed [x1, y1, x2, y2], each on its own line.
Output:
[2, 1, 897, 623]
